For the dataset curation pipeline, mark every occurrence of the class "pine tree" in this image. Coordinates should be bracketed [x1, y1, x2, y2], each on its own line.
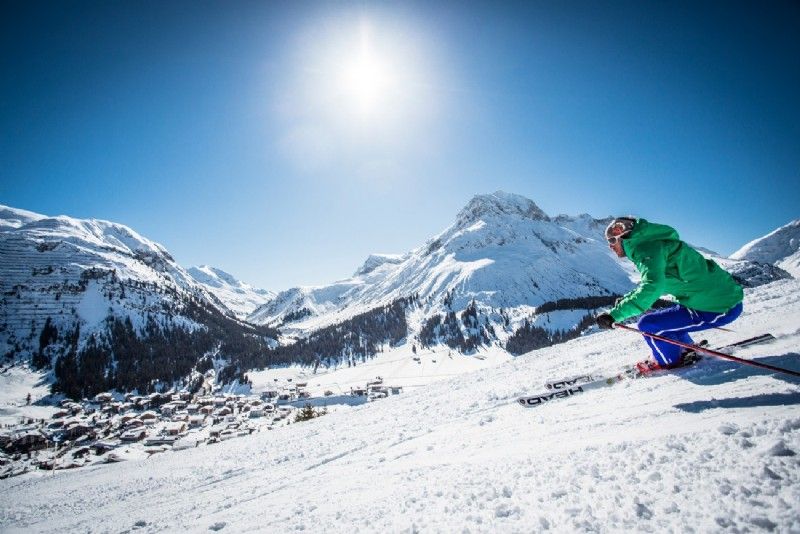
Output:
[294, 403, 322, 422]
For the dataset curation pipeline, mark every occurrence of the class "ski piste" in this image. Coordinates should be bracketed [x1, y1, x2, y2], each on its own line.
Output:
[518, 333, 775, 408]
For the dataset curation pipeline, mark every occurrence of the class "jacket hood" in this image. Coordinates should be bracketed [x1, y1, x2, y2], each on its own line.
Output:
[624, 219, 680, 248]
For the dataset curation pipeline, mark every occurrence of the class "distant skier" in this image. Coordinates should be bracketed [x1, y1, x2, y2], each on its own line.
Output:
[595, 217, 744, 374]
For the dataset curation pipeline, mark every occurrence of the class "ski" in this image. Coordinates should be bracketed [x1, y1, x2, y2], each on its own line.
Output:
[518, 373, 631, 407]
[717, 333, 775, 349]
[544, 373, 598, 391]
[542, 334, 773, 391]
[542, 340, 707, 392]
[521, 333, 775, 408]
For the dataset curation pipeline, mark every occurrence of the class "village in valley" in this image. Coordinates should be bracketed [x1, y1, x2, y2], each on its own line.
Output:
[0, 369, 402, 480]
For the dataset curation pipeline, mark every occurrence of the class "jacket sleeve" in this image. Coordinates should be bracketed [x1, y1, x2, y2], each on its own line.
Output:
[609, 241, 667, 322]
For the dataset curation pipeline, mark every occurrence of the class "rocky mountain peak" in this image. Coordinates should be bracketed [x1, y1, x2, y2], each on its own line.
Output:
[354, 254, 405, 277]
[456, 191, 549, 227]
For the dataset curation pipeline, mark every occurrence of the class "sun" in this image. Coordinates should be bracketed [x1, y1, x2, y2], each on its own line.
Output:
[344, 51, 386, 110]
[339, 25, 392, 115]
[282, 15, 440, 143]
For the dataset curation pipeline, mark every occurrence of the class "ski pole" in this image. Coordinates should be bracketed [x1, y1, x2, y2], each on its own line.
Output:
[614, 323, 800, 378]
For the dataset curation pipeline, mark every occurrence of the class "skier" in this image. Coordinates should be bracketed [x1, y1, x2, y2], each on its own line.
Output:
[595, 217, 744, 374]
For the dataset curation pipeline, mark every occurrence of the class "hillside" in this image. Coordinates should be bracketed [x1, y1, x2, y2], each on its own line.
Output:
[0, 205, 278, 397]
[2, 277, 798, 532]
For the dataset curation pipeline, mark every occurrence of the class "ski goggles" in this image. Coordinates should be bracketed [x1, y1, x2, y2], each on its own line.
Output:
[606, 235, 626, 245]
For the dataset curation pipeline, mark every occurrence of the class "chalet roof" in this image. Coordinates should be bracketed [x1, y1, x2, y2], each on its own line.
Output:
[90, 440, 118, 450]
[64, 420, 91, 429]
[10, 429, 47, 442]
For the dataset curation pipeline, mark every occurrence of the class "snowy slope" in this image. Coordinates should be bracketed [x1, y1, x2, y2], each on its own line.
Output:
[731, 219, 800, 278]
[187, 265, 275, 319]
[781, 250, 800, 278]
[2, 278, 798, 532]
[0, 365, 59, 426]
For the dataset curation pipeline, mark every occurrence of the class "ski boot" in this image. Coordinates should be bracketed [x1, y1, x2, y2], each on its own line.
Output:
[634, 340, 708, 376]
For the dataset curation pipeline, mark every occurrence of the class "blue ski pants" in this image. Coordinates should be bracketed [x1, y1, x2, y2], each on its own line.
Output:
[637, 302, 743, 367]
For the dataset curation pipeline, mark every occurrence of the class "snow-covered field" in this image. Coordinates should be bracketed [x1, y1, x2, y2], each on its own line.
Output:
[248, 343, 513, 399]
[0, 366, 58, 427]
[1, 278, 799, 533]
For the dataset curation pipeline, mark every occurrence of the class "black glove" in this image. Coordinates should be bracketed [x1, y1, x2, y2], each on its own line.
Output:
[596, 313, 615, 330]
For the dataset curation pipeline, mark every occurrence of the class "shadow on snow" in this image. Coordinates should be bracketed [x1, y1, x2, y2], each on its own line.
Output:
[673, 351, 800, 413]
[675, 391, 800, 413]
[678, 352, 800, 386]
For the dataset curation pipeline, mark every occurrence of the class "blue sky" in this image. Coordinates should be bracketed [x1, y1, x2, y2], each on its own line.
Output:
[1, 1, 798, 290]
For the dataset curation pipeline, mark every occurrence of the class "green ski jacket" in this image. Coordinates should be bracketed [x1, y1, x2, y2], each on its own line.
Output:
[609, 219, 744, 322]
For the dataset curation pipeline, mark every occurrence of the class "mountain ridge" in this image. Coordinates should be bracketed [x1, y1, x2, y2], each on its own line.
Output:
[1, 198, 793, 398]
[0, 205, 278, 397]
[187, 265, 275, 319]
[246, 192, 639, 332]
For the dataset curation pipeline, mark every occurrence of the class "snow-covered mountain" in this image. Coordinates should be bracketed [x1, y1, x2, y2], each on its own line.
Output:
[187, 265, 274, 319]
[3, 276, 798, 532]
[0, 204, 217, 350]
[0, 205, 276, 397]
[730, 219, 800, 278]
[1, 198, 789, 398]
[248, 192, 784, 344]
[249, 192, 636, 331]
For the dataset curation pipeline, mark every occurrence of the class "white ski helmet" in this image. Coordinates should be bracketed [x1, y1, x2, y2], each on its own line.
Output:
[605, 217, 636, 242]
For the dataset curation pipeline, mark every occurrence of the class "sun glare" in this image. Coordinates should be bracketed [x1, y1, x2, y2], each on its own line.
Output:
[280, 13, 441, 159]
[343, 49, 387, 113]
[339, 23, 393, 116]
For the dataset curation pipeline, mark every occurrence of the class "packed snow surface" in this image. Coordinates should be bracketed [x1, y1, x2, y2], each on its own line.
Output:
[2, 278, 799, 532]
